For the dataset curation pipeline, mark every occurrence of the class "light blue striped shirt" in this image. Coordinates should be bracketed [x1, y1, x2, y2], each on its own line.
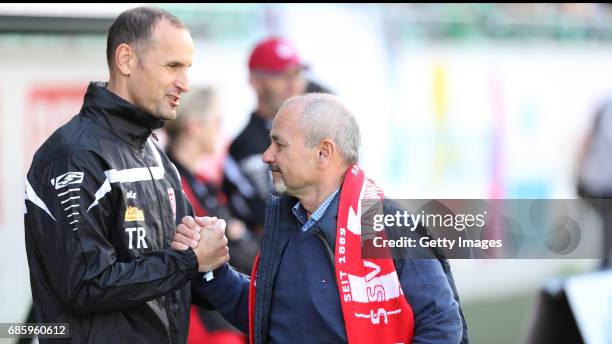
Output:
[291, 189, 339, 232]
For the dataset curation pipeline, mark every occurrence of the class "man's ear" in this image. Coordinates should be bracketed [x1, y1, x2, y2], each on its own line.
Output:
[114, 43, 136, 76]
[317, 139, 335, 167]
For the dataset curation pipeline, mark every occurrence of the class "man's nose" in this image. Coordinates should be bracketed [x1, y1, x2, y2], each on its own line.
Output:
[176, 71, 190, 93]
[262, 144, 274, 164]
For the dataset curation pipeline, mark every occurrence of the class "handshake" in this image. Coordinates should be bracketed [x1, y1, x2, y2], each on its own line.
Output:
[171, 216, 230, 272]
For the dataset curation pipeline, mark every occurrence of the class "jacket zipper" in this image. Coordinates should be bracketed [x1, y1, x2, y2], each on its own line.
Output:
[140, 140, 175, 343]
[139, 145, 165, 249]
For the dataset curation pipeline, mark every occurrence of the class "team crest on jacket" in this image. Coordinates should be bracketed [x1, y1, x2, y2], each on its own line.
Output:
[124, 206, 145, 222]
[168, 188, 176, 221]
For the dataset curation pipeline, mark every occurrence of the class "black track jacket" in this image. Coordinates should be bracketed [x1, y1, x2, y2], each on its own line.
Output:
[24, 82, 199, 343]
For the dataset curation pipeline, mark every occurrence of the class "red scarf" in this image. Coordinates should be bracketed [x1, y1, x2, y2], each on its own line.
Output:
[249, 165, 414, 343]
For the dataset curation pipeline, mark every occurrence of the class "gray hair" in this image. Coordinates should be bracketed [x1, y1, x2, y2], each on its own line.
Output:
[106, 6, 185, 69]
[283, 93, 360, 164]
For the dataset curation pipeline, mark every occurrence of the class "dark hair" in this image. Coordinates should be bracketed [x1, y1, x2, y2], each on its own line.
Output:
[106, 6, 185, 69]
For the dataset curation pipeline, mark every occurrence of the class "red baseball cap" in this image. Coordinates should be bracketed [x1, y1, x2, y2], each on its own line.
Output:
[248, 37, 308, 73]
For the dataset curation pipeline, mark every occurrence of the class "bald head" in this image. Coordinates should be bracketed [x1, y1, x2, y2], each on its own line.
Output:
[278, 93, 361, 165]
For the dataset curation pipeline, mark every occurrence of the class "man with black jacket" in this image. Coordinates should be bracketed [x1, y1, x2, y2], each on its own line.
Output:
[223, 37, 310, 233]
[24, 7, 229, 343]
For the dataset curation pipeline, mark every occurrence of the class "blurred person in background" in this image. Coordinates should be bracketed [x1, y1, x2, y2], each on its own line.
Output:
[165, 87, 261, 344]
[23, 7, 230, 343]
[576, 99, 612, 269]
[223, 36, 332, 234]
[166, 87, 259, 274]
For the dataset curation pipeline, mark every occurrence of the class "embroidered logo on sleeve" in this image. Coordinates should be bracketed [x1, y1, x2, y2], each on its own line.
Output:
[51, 172, 84, 190]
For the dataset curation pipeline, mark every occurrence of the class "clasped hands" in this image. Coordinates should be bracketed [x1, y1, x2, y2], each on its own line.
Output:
[172, 216, 229, 272]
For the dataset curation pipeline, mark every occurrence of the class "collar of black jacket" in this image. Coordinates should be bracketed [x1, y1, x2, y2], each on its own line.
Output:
[81, 81, 165, 149]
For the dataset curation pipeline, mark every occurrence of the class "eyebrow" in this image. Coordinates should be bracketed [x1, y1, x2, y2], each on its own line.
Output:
[270, 134, 288, 145]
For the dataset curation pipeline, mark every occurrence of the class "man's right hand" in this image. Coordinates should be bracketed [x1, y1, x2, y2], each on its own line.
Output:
[172, 216, 230, 272]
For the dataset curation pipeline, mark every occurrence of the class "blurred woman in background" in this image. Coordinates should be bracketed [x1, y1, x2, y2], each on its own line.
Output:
[165, 87, 259, 344]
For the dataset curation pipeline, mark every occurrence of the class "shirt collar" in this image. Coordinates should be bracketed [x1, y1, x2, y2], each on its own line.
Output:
[292, 189, 340, 232]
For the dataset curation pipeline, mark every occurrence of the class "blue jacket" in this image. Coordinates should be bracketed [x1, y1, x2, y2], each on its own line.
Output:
[194, 192, 468, 343]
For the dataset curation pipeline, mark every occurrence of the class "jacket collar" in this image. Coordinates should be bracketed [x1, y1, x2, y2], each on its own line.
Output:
[276, 190, 340, 247]
[81, 81, 164, 149]
[311, 190, 340, 249]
